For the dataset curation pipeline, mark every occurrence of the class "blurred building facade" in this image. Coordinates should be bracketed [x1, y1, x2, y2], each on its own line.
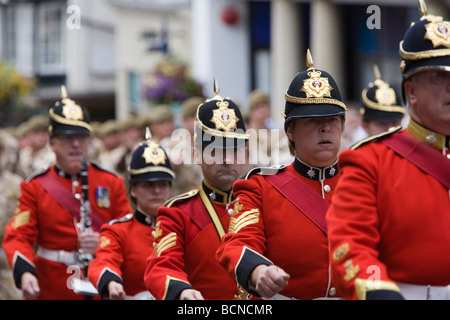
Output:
[0, 0, 449, 128]
[0, 0, 117, 122]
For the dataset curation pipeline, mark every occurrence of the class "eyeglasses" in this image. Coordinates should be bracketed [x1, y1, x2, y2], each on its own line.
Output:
[427, 71, 450, 86]
[53, 134, 89, 142]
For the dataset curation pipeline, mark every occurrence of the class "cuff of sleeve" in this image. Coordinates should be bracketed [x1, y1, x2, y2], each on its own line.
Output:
[366, 290, 405, 300]
[355, 278, 403, 300]
[97, 268, 123, 300]
[12, 252, 37, 289]
[235, 246, 273, 295]
[164, 277, 193, 300]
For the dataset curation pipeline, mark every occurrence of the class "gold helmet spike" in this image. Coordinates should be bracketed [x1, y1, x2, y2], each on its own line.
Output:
[306, 49, 314, 70]
[213, 76, 220, 96]
[145, 126, 153, 141]
[373, 64, 381, 81]
[60, 85, 68, 99]
[418, 0, 427, 17]
[212, 76, 225, 100]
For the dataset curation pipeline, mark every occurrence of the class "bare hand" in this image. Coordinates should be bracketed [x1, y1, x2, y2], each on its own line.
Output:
[108, 281, 126, 300]
[78, 231, 99, 255]
[179, 289, 204, 300]
[21, 272, 40, 299]
[250, 264, 290, 298]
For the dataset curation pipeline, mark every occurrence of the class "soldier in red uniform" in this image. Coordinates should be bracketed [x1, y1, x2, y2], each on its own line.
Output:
[216, 50, 347, 300]
[326, 0, 450, 300]
[88, 133, 174, 299]
[144, 80, 249, 300]
[358, 65, 406, 138]
[2, 87, 133, 300]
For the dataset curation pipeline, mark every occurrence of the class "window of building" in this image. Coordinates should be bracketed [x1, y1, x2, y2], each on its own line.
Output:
[343, 5, 418, 102]
[128, 71, 140, 114]
[250, 1, 271, 93]
[37, 1, 66, 75]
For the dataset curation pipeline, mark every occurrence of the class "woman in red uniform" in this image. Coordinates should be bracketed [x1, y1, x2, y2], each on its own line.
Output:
[216, 50, 347, 300]
[88, 135, 174, 299]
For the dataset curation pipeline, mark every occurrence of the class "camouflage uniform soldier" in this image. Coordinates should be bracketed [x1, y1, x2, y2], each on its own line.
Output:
[15, 115, 55, 178]
[168, 97, 204, 197]
[246, 90, 293, 171]
[96, 119, 127, 173]
[0, 140, 23, 299]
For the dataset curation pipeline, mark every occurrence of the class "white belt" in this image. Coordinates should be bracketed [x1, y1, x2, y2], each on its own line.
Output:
[261, 293, 296, 300]
[72, 278, 156, 300]
[37, 246, 79, 266]
[262, 293, 341, 300]
[397, 282, 450, 300]
[125, 291, 156, 300]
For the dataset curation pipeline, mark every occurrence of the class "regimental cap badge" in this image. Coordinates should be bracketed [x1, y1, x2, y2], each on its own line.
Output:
[142, 141, 167, 166]
[301, 50, 333, 99]
[142, 128, 167, 166]
[210, 79, 240, 131]
[283, 49, 347, 130]
[59, 86, 84, 121]
[211, 100, 239, 131]
[361, 65, 405, 121]
[424, 16, 450, 48]
[374, 82, 396, 107]
[399, 0, 450, 79]
[195, 77, 249, 149]
[128, 127, 174, 185]
[49, 85, 92, 137]
[421, 0, 450, 49]
[372, 65, 397, 106]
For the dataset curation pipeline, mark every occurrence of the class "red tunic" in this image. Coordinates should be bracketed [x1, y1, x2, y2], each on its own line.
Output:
[2, 164, 133, 300]
[88, 210, 154, 299]
[216, 159, 340, 299]
[144, 182, 238, 300]
[326, 127, 450, 299]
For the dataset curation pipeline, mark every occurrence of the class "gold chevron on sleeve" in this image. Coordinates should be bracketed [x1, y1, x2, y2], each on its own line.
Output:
[155, 232, 177, 257]
[229, 209, 260, 234]
[12, 210, 31, 229]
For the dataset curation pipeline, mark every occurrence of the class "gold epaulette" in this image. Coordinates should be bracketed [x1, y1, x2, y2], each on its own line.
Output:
[163, 189, 199, 208]
[350, 126, 402, 150]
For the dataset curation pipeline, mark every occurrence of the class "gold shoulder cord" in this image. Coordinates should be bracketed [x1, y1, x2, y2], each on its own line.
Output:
[198, 187, 226, 238]
[198, 186, 252, 300]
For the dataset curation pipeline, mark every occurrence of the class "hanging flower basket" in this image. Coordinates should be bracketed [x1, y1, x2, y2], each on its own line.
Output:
[0, 62, 35, 106]
[144, 57, 203, 105]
